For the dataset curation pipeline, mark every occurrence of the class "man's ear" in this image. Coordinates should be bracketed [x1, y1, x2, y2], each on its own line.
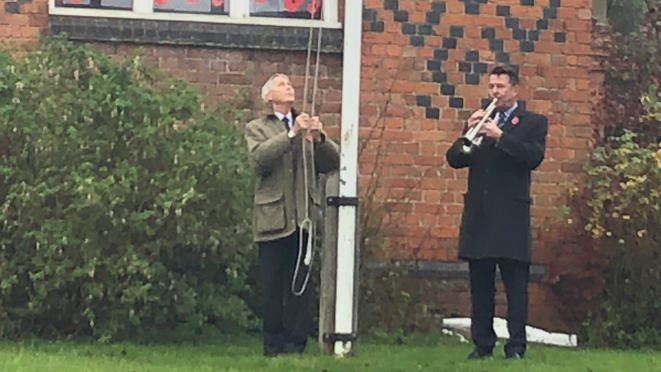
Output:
[511, 84, 519, 97]
[265, 90, 273, 101]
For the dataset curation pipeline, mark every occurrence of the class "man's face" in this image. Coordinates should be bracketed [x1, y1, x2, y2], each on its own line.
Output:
[267, 76, 295, 104]
[488, 73, 518, 109]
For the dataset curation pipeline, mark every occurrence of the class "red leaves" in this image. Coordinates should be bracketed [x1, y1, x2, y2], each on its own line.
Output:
[251, 0, 319, 14]
[212, 0, 224, 6]
[307, 0, 321, 15]
[154, 0, 168, 5]
[284, 0, 304, 12]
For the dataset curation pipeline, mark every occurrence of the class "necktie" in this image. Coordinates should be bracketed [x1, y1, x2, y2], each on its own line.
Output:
[497, 113, 508, 128]
[282, 117, 290, 129]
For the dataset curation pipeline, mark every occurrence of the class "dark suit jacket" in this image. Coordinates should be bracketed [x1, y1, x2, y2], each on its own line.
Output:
[445, 106, 549, 263]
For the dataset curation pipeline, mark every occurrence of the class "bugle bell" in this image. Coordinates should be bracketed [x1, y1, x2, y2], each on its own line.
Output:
[453, 98, 499, 154]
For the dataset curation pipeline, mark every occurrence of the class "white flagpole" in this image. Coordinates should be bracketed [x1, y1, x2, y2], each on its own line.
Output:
[333, 0, 363, 357]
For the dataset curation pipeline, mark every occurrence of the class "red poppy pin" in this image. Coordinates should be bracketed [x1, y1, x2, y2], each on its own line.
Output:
[512, 116, 519, 125]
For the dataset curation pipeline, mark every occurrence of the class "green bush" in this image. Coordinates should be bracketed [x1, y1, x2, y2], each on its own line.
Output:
[550, 5, 661, 348]
[607, 0, 648, 34]
[0, 36, 258, 341]
[576, 84, 661, 348]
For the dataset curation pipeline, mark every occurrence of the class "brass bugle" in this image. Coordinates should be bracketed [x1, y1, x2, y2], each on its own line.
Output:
[455, 98, 498, 154]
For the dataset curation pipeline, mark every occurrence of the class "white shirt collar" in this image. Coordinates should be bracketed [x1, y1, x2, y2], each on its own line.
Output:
[501, 102, 518, 120]
[274, 111, 293, 127]
[494, 102, 517, 124]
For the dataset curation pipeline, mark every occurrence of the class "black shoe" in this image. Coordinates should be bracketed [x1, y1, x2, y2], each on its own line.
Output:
[467, 349, 493, 360]
[506, 352, 523, 359]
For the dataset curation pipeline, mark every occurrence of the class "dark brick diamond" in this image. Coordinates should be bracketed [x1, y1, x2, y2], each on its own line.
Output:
[410, 36, 425, 46]
[450, 26, 464, 38]
[426, 107, 440, 119]
[465, 50, 479, 61]
[496, 5, 510, 16]
[466, 73, 480, 85]
[426, 12, 441, 24]
[5, 2, 20, 13]
[443, 38, 457, 49]
[459, 62, 472, 73]
[432, 71, 448, 83]
[384, 0, 398, 11]
[370, 22, 385, 32]
[441, 84, 455, 96]
[416, 95, 432, 107]
[394, 10, 408, 22]
[434, 49, 449, 60]
[427, 60, 442, 70]
[449, 97, 464, 108]
[481, 27, 495, 39]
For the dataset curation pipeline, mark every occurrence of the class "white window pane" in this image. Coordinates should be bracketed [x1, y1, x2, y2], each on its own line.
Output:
[102, 0, 133, 8]
[153, 0, 228, 13]
[60, 0, 133, 8]
[250, 0, 322, 19]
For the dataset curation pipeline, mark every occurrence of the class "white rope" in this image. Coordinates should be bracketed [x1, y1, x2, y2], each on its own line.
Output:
[292, 5, 323, 297]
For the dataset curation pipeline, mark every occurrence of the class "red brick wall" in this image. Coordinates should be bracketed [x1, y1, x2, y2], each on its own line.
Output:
[94, 44, 344, 127]
[0, 0, 48, 46]
[360, 0, 597, 263]
[2, 0, 604, 332]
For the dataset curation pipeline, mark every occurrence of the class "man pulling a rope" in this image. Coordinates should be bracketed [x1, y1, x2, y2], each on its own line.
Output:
[245, 73, 340, 357]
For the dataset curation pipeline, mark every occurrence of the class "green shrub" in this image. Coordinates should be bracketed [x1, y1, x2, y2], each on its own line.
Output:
[0, 35, 258, 341]
[550, 4, 661, 348]
[574, 84, 661, 348]
[607, 0, 649, 35]
[597, 2, 661, 146]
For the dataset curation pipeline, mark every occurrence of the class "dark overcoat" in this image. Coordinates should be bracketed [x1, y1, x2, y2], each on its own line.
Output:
[445, 107, 549, 263]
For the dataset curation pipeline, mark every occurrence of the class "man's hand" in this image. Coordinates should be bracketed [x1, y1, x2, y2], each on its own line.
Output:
[309, 116, 324, 142]
[479, 118, 503, 139]
[467, 109, 486, 128]
[291, 113, 311, 137]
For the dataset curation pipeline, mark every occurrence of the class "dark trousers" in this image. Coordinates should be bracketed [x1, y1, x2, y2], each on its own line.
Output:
[258, 230, 312, 355]
[469, 258, 530, 356]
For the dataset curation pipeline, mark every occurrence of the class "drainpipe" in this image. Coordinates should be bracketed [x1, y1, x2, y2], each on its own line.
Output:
[592, 0, 608, 26]
[333, 0, 363, 358]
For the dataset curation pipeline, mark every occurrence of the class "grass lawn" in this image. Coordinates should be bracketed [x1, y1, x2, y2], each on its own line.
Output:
[0, 333, 660, 372]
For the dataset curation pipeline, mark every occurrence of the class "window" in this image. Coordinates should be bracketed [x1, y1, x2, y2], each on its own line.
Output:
[49, 0, 339, 28]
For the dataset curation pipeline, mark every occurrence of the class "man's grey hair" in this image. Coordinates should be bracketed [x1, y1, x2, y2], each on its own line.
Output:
[261, 73, 289, 103]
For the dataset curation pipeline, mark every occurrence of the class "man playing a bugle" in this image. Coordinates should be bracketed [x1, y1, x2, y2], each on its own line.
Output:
[446, 65, 549, 360]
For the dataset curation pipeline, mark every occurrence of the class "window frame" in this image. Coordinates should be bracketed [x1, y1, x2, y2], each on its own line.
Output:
[48, 0, 341, 29]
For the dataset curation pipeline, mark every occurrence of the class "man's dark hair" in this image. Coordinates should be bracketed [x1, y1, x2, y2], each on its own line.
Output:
[490, 65, 519, 86]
